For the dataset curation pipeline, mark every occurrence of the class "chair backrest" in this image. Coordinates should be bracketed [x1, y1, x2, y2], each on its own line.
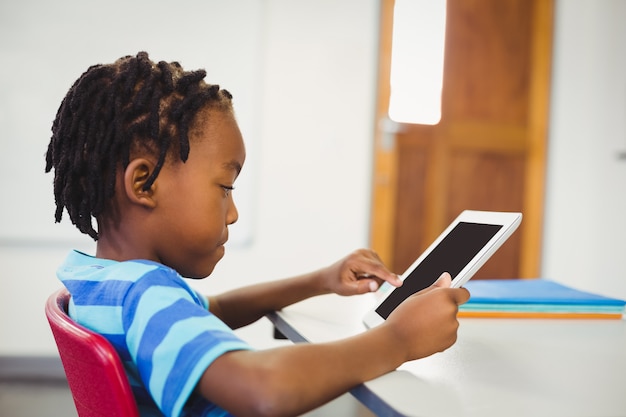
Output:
[45, 288, 140, 417]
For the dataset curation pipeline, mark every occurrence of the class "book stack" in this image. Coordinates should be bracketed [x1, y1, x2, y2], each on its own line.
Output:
[459, 279, 626, 319]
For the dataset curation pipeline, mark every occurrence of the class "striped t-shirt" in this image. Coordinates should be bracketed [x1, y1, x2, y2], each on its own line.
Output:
[57, 250, 252, 417]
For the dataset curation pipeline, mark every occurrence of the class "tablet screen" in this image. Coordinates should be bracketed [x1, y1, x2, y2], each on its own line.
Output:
[375, 222, 502, 319]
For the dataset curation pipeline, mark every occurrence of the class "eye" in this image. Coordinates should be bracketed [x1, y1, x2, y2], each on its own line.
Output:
[221, 185, 235, 196]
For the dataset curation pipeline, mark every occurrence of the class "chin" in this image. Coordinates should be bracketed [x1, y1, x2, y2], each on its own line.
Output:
[185, 267, 215, 279]
[185, 248, 224, 279]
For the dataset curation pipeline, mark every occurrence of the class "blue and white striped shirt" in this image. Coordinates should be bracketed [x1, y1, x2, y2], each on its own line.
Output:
[57, 250, 252, 417]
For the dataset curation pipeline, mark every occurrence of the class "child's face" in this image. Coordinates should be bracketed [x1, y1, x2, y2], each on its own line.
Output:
[150, 110, 245, 278]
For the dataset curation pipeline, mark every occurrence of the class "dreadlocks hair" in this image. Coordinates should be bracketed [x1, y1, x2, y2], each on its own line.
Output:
[45, 51, 234, 240]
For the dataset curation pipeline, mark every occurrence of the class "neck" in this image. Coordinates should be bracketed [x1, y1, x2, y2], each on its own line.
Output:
[95, 213, 155, 263]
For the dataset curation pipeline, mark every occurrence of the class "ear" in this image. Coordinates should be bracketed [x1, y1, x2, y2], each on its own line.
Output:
[123, 158, 158, 209]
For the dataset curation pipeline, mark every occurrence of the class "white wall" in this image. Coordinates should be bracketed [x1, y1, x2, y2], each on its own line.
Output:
[1, 0, 624, 357]
[543, 0, 626, 300]
[0, 0, 379, 356]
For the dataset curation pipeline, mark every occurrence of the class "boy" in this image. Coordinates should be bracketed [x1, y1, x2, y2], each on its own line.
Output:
[46, 52, 469, 417]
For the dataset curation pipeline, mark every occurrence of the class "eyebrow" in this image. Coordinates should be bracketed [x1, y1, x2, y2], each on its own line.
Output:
[223, 160, 242, 175]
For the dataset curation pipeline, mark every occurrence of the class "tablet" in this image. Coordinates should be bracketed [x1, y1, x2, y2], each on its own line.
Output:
[363, 210, 522, 328]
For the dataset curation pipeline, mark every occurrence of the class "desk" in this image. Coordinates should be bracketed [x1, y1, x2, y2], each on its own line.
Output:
[267, 293, 626, 417]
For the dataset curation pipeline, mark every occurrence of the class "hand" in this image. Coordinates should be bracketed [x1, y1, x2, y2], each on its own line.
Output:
[384, 272, 470, 361]
[322, 249, 402, 296]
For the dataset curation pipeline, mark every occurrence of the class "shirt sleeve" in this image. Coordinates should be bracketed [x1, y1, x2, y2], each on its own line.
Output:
[194, 289, 210, 310]
[122, 268, 252, 417]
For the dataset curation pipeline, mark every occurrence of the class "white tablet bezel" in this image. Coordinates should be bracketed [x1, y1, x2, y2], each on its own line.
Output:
[363, 210, 522, 328]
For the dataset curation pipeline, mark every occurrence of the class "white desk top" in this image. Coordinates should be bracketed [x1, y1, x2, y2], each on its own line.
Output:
[267, 293, 626, 417]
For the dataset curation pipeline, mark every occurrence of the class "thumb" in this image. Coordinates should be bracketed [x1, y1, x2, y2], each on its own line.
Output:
[433, 272, 452, 288]
[362, 278, 380, 293]
[349, 278, 380, 295]
[452, 286, 471, 305]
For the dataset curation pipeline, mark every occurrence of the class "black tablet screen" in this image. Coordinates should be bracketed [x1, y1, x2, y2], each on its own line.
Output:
[375, 222, 502, 319]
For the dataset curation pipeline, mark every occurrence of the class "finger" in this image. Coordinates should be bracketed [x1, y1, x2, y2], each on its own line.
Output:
[412, 272, 452, 297]
[364, 279, 380, 293]
[348, 278, 379, 294]
[452, 287, 471, 305]
[433, 272, 452, 288]
[351, 249, 402, 287]
[355, 262, 401, 287]
[381, 272, 402, 287]
[357, 272, 401, 290]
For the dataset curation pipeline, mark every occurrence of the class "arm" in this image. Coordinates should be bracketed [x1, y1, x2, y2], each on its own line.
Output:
[198, 275, 469, 417]
[208, 249, 402, 329]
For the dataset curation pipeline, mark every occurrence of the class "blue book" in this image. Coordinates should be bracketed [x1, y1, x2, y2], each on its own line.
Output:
[460, 279, 626, 318]
[464, 279, 626, 306]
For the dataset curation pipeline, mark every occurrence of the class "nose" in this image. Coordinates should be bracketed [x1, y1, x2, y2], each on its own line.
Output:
[226, 195, 238, 225]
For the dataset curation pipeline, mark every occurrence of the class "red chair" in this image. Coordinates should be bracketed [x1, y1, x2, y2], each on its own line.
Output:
[45, 288, 140, 417]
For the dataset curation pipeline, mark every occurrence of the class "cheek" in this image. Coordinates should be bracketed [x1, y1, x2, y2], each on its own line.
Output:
[186, 196, 228, 235]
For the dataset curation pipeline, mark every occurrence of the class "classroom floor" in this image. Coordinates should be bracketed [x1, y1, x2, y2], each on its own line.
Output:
[0, 378, 375, 417]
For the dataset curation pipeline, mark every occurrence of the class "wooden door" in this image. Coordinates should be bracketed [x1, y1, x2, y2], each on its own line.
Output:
[370, 0, 553, 278]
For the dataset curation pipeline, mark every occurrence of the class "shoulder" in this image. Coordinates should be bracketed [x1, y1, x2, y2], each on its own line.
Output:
[122, 259, 206, 309]
[59, 252, 204, 314]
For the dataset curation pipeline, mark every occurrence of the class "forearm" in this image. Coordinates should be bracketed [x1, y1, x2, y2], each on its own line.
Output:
[201, 281, 469, 417]
[209, 270, 330, 329]
[198, 325, 405, 417]
[209, 249, 402, 329]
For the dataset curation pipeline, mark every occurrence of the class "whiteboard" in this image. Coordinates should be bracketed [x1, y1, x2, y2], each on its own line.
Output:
[0, 0, 261, 247]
